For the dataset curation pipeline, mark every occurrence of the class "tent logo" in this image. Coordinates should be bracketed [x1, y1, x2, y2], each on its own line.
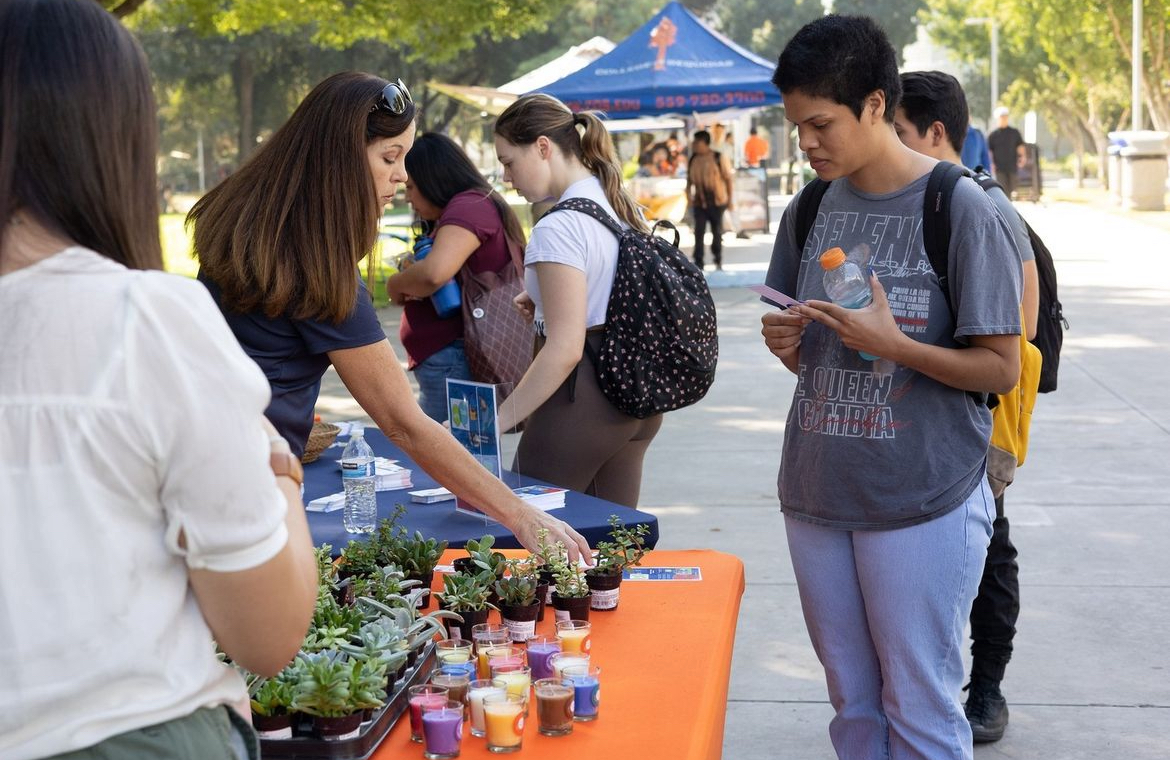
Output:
[649, 16, 677, 71]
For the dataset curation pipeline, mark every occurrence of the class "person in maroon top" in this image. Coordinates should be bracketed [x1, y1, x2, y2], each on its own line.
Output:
[388, 133, 527, 421]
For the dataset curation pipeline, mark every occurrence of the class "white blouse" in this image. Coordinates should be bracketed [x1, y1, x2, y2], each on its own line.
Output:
[0, 248, 288, 759]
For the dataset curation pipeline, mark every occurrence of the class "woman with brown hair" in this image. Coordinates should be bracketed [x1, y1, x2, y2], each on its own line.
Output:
[189, 74, 590, 559]
[493, 93, 663, 507]
[0, 0, 317, 756]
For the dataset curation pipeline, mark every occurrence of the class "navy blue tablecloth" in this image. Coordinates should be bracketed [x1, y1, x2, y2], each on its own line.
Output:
[303, 428, 659, 555]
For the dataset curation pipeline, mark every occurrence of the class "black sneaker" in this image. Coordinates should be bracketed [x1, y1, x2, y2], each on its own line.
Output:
[964, 680, 1009, 743]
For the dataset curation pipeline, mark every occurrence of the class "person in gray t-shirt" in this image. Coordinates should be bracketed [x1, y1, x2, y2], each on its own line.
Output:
[895, 69, 1036, 745]
[763, 16, 1023, 760]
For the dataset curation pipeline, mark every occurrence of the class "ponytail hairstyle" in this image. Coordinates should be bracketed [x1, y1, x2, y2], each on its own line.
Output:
[495, 94, 648, 233]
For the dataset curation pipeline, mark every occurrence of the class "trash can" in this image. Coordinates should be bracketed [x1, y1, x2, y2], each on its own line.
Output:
[1107, 142, 1122, 203]
[1108, 130, 1169, 211]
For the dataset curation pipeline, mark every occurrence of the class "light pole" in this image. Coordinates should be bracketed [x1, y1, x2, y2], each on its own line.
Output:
[964, 16, 999, 123]
[1132, 0, 1143, 130]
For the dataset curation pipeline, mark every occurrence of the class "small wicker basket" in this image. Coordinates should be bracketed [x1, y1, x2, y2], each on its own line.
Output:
[301, 421, 340, 464]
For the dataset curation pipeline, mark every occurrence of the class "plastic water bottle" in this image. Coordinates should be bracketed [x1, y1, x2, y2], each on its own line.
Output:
[341, 423, 377, 534]
[820, 247, 879, 360]
[412, 235, 462, 319]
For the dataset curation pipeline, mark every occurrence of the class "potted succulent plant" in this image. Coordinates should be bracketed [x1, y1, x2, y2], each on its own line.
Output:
[290, 651, 386, 740]
[539, 531, 592, 622]
[385, 530, 447, 609]
[249, 666, 300, 739]
[585, 515, 650, 610]
[455, 534, 507, 579]
[494, 559, 540, 641]
[434, 569, 497, 640]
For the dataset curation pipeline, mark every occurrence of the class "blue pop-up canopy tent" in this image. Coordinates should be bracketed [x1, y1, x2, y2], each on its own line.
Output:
[534, 1, 780, 118]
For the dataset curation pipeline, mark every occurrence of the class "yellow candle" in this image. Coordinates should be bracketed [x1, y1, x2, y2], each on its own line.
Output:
[439, 650, 470, 664]
[492, 670, 531, 698]
[483, 698, 524, 747]
[556, 627, 590, 654]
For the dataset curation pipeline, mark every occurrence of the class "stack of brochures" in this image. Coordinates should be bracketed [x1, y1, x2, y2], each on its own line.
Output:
[512, 485, 567, 511]
[374, 457, 412, 491]
[409, 487, 454, 504]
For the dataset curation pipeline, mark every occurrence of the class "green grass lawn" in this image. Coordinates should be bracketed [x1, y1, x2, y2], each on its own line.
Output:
[159, 213, 406, 308]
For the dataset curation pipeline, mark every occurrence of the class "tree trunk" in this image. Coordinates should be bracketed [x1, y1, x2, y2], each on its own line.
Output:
[234, 48, 255, 165]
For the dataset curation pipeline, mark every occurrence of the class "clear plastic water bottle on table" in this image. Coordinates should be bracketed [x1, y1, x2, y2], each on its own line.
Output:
[341, 423, 377, 533]
[820, 246, 880, 360]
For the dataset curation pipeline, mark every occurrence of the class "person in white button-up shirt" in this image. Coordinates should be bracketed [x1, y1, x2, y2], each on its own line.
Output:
[0, 2, 318, 758]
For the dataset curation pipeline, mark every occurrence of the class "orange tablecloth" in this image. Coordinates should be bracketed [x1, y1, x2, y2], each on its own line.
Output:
[374, 548, 745, 760]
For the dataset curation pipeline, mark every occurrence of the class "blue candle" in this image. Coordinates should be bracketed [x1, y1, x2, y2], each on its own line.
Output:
[440, 661, 476, 680]
[570, 675, 599, 720]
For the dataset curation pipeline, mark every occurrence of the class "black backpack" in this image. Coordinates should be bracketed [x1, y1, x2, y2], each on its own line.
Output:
[795, 162, 1066, 392]
[547, 197, 719, 418]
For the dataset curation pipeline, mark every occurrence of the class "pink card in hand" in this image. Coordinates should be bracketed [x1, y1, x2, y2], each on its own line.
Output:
[747, 284, 801, 309]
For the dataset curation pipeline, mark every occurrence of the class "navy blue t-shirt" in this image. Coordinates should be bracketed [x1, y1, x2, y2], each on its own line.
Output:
[199, 273, 386, 457]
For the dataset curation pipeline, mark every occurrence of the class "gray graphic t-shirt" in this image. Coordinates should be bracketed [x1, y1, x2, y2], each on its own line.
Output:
[766, 172, 1022, 530]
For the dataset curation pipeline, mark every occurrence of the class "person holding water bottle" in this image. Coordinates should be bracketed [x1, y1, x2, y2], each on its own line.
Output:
[190, 74, 592, 562]
[387, 133, 528, 422]
[759, 15, 1022, 760]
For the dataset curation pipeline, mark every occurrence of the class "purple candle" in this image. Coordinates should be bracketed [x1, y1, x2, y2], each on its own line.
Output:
[422, 704, 463, 759]
[527, 641, 561, 681]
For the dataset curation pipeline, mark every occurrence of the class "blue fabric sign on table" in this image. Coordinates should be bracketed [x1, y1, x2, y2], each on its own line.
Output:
[303, 428, 659, 552]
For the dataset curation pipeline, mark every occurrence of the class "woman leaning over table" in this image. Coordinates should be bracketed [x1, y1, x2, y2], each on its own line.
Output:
[387, 132, 528, 422]
[187, 73, 590, 560]
[0, 1, 317, 757]
[493, 94, 664, 508]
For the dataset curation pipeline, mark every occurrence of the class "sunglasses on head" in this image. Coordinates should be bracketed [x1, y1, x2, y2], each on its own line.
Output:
[371, 79, 413, 115]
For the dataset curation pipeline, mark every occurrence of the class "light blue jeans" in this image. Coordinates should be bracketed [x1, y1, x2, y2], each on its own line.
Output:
[413, 339, 472, 423]
[784, 479, 994, 760]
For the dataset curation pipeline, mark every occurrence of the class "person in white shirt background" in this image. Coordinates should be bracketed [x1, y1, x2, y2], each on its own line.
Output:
[0, 0, 318, 757]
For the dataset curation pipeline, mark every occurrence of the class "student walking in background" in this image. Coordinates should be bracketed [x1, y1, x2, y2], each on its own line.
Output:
[188, 74, 591, 560]
[492, 94, 663, 508]
[988, 106, 1026, 197]
[686, 130, 735, 270]
[0, 1, 318, 756]
[761, 15, 1022, 760]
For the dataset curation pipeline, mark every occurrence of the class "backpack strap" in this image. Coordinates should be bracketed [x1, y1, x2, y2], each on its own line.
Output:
[794, 178, 831, 252]
[923, 161, 995, 408]
[921, 161, 969, 317]
[548, 197, 626, 238]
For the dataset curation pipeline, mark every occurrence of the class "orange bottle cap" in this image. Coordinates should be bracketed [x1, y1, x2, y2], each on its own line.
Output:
[819, 247, 846, 269]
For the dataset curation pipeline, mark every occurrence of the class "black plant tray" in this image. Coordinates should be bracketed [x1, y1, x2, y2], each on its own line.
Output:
[260, 644, 436, 759]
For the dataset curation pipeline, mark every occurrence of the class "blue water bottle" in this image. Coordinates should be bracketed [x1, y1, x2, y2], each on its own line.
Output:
[413, 235, 462, 318]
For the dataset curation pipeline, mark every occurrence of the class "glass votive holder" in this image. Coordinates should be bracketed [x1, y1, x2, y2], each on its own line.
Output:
[554, 619, 592, 655]
[548, 652, 590, 679]
[563, 665, 601, 722]
[436, 638, 474, 664]
[421, 699, 463, 759]
[467, 679, 505, 738]
[482, 691, 526, 753]
[430, 671, 471, 709]
[524, 634, 563, 681]
[473, 626, 512, 679]
[490, 665, 532, 700]
[533, 677, 575, 736]
[408, 684, 450, 743]
[485, 645, 525, 675]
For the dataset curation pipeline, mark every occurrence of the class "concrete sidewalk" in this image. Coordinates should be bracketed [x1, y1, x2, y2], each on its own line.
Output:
[320, 191, 1170, 758]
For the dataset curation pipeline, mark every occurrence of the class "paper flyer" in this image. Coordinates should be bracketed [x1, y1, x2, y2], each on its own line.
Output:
[622, 567, 703, 581]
